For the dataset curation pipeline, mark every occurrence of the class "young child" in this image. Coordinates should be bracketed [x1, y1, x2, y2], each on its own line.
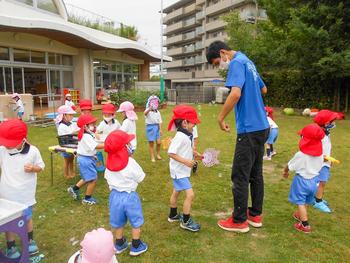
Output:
[313, 109, 340, 213]
[10, 93, 25, 120]
[67, 114, 104, 205]
[55, 105, 79, 178]
[167, 105, 202, 232]
[68, 228, 118, 263]
[65, 93, 76, 110]
[104, 130, 148, 256]
[0, 119, 45, 258]
[144, 96, 162, 162]
[96, 103, 121, 141]
[264, 106, 279, 160]
[283, 123, 325, 233]
[117, 101, 138, 154]
[79, 99, 93, 115]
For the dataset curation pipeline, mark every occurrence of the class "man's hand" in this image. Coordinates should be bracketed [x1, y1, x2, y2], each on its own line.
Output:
[218, 119, 230, 132]
[183, 159, 197, 168]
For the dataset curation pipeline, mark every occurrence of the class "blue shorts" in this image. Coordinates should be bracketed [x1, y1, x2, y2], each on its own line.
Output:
[61, 152, 73, 158]
[318, 166, 331, 182]
[173, 177, 192, 192]
[289, 174, 318, 205]
[77, 155, 97, 182]
[23, 206, 33, 221]
[146, 124, 160, 142]
[109, 190, 144, 229]
[266, 128, 278, 145]
[17, 112, 24, 118]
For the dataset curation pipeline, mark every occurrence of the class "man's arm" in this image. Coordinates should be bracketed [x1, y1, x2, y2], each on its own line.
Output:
[217, 87, 241, 132]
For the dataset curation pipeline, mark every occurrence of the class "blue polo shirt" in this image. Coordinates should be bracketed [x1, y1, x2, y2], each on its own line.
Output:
[225, 51, 269, 134]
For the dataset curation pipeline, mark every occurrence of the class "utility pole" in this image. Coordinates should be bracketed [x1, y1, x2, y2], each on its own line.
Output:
[160, 0, 165, 102]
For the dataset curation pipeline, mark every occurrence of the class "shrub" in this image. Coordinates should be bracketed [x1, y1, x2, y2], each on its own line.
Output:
[109, 89, 163, 107]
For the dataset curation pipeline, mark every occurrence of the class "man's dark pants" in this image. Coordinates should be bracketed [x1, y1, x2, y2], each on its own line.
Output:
[231, 128, 269, 223]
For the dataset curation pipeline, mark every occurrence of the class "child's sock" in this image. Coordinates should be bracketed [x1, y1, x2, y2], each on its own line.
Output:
[302, 221, 309, 227]
[28, 231, 33, 241]
[7, 240, 16, 249]
[266, 148, 271, 157]
[270, 145, 274, 152]
[169, 207, 178, 218]
[183, 214, 190, 224]
[132, 239, 141, 248]
[315, 197, 322, 203]
[115, 237, 126, 246]
[85, 195, 91, 199]
[73, 185, 80, 191]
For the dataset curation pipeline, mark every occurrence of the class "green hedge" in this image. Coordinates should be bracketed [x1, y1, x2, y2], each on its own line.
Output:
[109, 90, 162, 107]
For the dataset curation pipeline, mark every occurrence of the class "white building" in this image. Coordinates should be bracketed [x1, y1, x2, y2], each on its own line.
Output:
[0, 0, 169, 107]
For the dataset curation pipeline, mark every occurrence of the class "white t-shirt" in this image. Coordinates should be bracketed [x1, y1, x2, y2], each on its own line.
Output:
[145, 110, 162, 125]
[77, 133, 98, 156]
[16, 99, 25, 113]
[97, 119, 121, 141]
[120, 119, 137, 150]
[65, 100, 75, 108]
[57, 122, 79, 136]
[322, 135, 331, 168]
[288, 151, 323, 179]
[267, 117, 278, 129]
[193, 126, 198, 139]
[105, 158, 145, 193]
[0, 145, 45, 207]
[168, 131, 193, 179]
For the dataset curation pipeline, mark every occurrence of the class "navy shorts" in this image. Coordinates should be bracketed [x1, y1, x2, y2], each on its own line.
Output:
[318, 166, 331, 182]
[146, 124, 160, 142]
[173, 177, 192, 192]
[77, 155, 97, 182]
[109, 190, 144, 229]
[266, 128, 278, 145]
[61, 152, 73, 158]
[289, 174, 318, 205]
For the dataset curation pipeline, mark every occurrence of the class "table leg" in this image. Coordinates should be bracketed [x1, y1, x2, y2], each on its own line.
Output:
[50, 152, 54, 186]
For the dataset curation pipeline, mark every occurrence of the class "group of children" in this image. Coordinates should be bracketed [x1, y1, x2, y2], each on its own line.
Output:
[0, 95, 343, 260]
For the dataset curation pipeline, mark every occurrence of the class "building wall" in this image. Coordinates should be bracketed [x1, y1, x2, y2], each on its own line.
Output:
[164, 0, 266, 81]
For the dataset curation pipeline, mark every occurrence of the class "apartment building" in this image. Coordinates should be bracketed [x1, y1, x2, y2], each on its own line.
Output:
[163, 0, 266, 102]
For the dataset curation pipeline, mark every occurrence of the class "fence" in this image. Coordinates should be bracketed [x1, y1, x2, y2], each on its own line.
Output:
[167, 86, 217, 104]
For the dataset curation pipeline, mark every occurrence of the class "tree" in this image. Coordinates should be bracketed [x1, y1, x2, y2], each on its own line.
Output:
[223, 0, 350, 110]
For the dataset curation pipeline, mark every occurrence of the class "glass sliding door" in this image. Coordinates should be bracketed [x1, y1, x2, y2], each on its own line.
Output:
[13, 68, 24, 94]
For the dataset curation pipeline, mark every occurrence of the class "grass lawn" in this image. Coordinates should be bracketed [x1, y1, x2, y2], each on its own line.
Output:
[1, 104, 350, 262]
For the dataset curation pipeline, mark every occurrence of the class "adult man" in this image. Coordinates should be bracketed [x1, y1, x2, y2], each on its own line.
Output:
[206, 41, 269, 233]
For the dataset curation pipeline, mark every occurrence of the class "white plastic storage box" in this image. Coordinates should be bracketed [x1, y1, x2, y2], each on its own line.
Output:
[0, 199, 27, 226]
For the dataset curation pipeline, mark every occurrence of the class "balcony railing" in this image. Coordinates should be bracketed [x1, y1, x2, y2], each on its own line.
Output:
[184, 45, 195, 53]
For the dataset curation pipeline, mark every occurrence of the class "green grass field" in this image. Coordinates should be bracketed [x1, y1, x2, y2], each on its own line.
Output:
[2, 104, 350, 263]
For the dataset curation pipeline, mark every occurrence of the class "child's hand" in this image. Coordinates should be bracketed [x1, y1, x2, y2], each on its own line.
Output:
[24, 164, 35, 173]
[193, 151, 203, 160]
[184, 159, 197, 168]
[283, 170, 289, 179]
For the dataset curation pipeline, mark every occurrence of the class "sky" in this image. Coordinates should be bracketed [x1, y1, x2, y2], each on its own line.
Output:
[64, 0, 178, 55]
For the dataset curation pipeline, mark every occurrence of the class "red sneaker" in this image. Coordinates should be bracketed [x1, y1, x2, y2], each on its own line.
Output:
[293, 212, 301, 221]
[247, 214, 263, 228]
[217, 217, 250, 233]
[294, 222, 311, 233]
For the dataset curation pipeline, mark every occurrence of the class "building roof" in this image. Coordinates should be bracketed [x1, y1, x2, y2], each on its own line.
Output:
[0, 0, 171, 62]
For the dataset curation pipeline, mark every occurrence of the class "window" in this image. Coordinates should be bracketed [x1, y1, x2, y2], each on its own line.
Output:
[31, 51, 45, 64]
[15, 0, 33, 5]
[48, 53, 61, 65]
[0, 47, 9, 61]
[0, 68, 4, 94]
[63, 71, 73, 90]
[13, 68, 24, 94]
[124, 65, 132, 73]
[37, 0, 59, 14]
[14, 49, 30, 62]
[62, 55, 73, 66]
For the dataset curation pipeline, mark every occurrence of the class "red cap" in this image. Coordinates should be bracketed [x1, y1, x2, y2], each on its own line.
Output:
[313, 110, 338, 126]
[0, 119, 28, 147]
[77, 114, 97, 140]
[104, 130, 135, 171]
[167, 105, 201, 131]
[298, 123, 325, 156]
[265, 106, 274, 120]
[102, 104, 116, 114]
[336, 112, 345, 120]
[80, 99, 93, 110]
